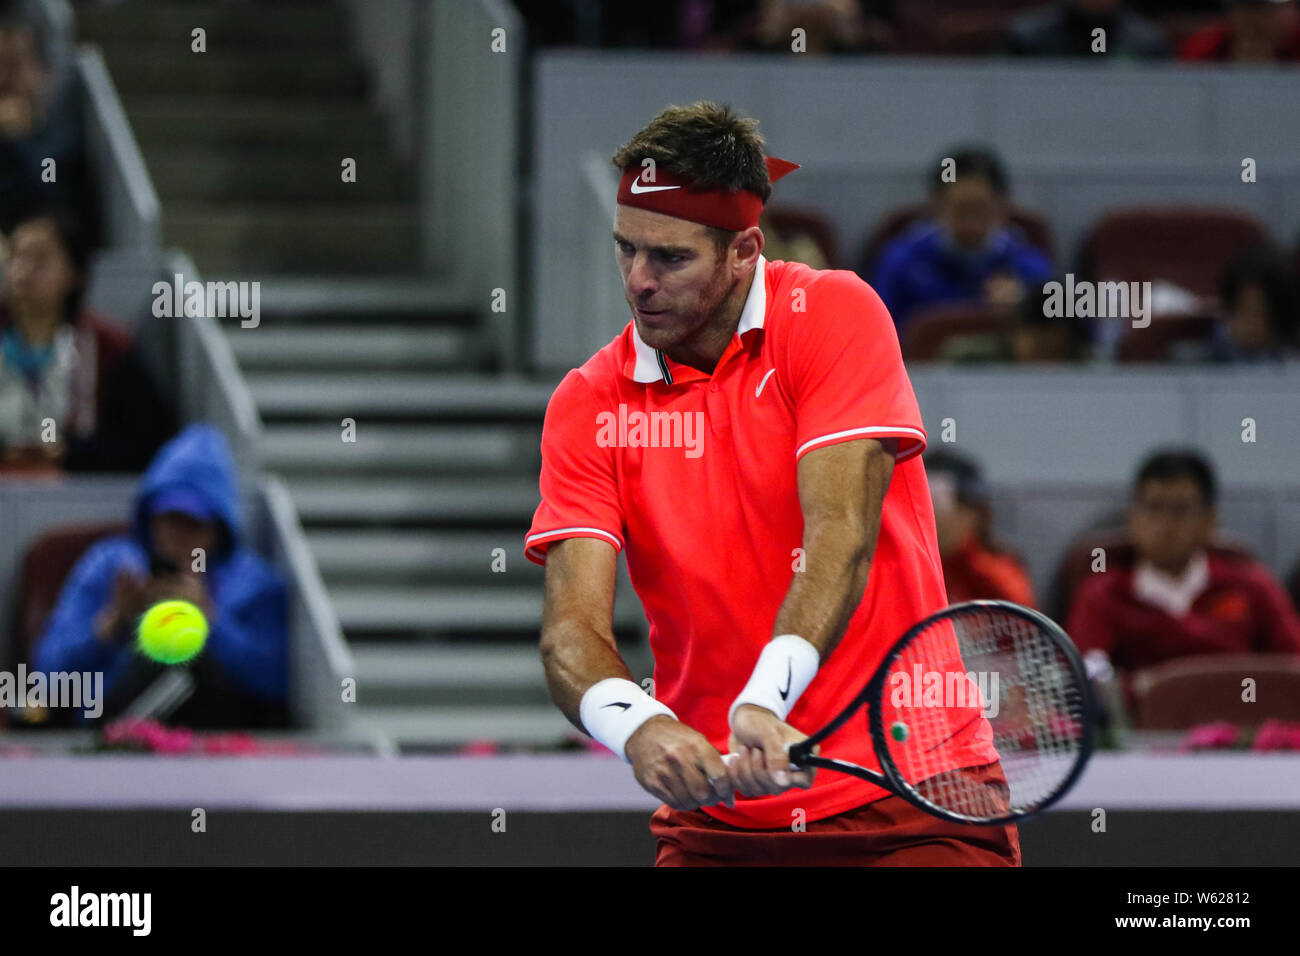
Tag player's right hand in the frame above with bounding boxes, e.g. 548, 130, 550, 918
625, 715, 736, 811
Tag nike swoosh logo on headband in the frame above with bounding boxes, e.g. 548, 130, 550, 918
629, 179, 681, 194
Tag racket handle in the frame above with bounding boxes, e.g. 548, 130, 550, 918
720, 747, 807, 770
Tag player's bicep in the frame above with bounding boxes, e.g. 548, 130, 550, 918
540, 536, 619, 649
796, 437, 897, 546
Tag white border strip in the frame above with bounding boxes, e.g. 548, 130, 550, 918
796, 426, 927, 461
525, 526, 623, 562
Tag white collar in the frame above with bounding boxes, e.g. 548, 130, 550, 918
1134, 551, 1210, 618
630, 255, 767, 384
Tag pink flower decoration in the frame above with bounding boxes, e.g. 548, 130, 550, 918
1251, 720, 1300, 752
1180, 721, 1241, 751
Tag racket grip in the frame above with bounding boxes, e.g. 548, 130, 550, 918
720, 746, 807, 770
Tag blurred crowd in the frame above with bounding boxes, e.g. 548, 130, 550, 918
0, 1, 286, 734
514, 0, 1300, 62
762, 143, 1300, 364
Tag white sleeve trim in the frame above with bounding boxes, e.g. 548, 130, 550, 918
796, 426, 927, 461
525, 527, 624, 562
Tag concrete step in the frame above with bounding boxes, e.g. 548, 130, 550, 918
286, 476, 540, 523
259, 423, 536, 474
250, 277, 476, 322
350, 644, 550, 708
248, 373, 557, 419
308, 529, 539, 580
165, 203, 421, 275
126, 97, 389, 149
331, 585, 642, 635
98, 47, 366, 97
147, 147, 412, 203
350, 705, 575, 748
226, 325, 479, 371
78, 3, 349, 47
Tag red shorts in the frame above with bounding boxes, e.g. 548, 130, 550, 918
651, 793, 1022, 867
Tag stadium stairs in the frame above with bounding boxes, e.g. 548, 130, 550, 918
78, 1, 647, 750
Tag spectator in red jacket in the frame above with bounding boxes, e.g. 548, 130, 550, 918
927, 449, 1038, 608
1068, 448, 1300, 678
1179, 0, 1300, 62
0, 207, 175, 472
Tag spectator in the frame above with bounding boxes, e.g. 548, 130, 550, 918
0, 207, 175, 473
1067, 449, 1300, 680
32, 423, 289, 729
927, 450, 1037, 607
1180, 0, 1300, 62
936, 281, 1095, 362
1204, 244, 1298, 361
0, 1, 90, 235
999, 0, 1171, 58
870, 146, 1053, 331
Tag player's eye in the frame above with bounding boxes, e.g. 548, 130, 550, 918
615, 240, 634, 256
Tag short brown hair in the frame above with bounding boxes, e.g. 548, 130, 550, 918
612, 101, 770, 256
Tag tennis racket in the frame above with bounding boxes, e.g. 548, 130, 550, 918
725, 600, 1094, 825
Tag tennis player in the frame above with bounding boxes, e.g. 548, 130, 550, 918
526, 102, 1020, 866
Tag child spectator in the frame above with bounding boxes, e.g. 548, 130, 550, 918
0, 208, 175, 472
870, 146, 1053, 332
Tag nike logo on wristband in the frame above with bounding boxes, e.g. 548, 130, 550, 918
778, 659, 792, 701
603, 701, 632, 711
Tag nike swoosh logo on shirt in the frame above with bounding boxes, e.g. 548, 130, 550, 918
778, 659, 792, 701
629, 179, 681, 194
755, 368, 776, 398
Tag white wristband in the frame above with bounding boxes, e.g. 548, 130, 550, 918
579, 677, 677, 762
728, 634, 820, 725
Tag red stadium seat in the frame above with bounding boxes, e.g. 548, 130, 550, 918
12, 521, 129, 663
1130, 654, 1300, 730
899, 302, 1016, 360
1116, 311, 1218, 362
762, 204, 840, 270
857, 203, 1055, 280
1080, 205, 1270, 298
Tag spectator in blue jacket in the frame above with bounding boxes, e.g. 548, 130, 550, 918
32, 423, 289, 727
870, 146, 1054, 333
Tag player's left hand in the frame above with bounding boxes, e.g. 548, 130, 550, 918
727, 704, 817, 797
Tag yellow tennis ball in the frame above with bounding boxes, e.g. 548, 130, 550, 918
137, 600, 208, 664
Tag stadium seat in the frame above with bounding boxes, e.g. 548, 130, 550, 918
1116, 311, 1218, 362
1129, 654, 1300, 730
1080, 206, 1270, 298
856, 203, 1055, 280
900, 302, 1017, 360
762, 204, 840, 270
11, 521, 129, 665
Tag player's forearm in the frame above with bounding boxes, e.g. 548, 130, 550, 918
540, 620, 635, 731
772, 522, 876, 661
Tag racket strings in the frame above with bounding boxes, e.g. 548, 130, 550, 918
881, 608, 1087, 821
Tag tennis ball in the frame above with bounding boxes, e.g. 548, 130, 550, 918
890, 721, 910, 742
137, 600, 208, 664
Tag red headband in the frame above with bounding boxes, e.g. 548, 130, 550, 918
616, 156, 800, 231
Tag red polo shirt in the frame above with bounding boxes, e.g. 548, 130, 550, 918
526, 256, 953, 828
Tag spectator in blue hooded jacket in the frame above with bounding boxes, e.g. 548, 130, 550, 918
32, 423, 288, 727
